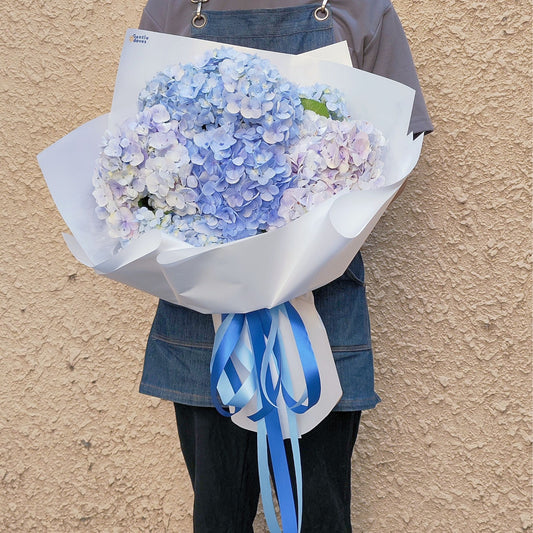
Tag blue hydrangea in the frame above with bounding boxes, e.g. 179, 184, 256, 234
93, 47, 387, 247
137, 47, 304, 243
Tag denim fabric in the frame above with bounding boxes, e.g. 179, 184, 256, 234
190, 5, 334, 54
140, 4, 381, 412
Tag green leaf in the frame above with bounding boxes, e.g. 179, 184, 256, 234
138, 196, 152, 210
300, 98, 330, 118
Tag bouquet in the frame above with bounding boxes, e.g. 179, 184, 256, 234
93, 47, 386, 249
38, 30, 423, 533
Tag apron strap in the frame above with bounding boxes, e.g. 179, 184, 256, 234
191, 0, 208, 29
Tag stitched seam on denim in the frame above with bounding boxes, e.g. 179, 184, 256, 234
150, 333, 213, 349
140, 383, 212, 402
140, 385, 379, 410
333, 399, 379, 411
196, 27, 333, 40
331, 344, 371, 352
203, 5, 326, 16
339, 394, 378, 401
151, 335, 370, 351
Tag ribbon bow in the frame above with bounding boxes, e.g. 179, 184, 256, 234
211, 301, 322, 533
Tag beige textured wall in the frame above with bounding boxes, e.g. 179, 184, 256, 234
1, 1, 531, 531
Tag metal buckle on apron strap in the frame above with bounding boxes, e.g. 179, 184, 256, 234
191, 0, 208, 28
314, 0, 330, 21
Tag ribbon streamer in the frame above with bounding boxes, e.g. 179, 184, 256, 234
210, 302, 321, 533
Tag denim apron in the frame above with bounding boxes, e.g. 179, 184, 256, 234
139, 2, 381, 412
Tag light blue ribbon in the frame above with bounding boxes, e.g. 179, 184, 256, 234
210, 302, 321, 533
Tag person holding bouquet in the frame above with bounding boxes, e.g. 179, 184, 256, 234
136, 1, 433, 531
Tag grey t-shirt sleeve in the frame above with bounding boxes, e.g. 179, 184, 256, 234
362, 4, 433, 135
139, 0, 168, 32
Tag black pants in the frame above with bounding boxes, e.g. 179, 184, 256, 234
173, 403, 361, 533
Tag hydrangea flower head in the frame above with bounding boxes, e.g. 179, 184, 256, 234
93, 48, 387, 247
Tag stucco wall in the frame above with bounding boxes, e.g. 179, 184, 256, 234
1, 1, 531, 532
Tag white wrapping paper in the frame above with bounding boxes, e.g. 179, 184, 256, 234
38, 30, 423, 434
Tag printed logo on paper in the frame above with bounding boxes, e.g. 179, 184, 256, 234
129, 33, 150, 44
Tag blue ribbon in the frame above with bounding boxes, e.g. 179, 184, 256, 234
210, 302, 321, 533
